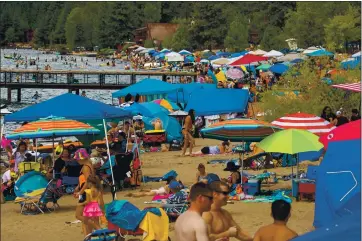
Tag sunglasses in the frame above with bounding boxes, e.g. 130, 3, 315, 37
202, 195, 213, 201
215, 190, 230, 196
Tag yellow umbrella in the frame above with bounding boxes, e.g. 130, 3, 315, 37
215, 71, 227, 82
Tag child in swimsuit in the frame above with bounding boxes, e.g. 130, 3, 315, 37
82, 176, 105, 235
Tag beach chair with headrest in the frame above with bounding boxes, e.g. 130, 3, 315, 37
18, 161, 41, 174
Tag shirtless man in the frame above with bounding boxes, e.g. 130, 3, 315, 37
203, 181, 252, 241
253, 200, 298, 241
175, 182, 213, 241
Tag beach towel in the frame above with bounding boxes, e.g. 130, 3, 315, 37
142, 170, 178, 183
105, 200, 161, 231
242, 191, 292, 203
207, 159, 238, 164
139, 208, 169, 241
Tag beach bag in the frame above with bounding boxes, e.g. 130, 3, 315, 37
169, 139, 182, 151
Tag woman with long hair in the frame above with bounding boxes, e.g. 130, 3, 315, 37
181, 109, 195, 156
13, 141, 28, 172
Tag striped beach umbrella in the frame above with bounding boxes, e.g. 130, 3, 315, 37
271, 112, 336, 136
331, 82, 361, 92
6, 116, 100, 140
200, 119, 282, 142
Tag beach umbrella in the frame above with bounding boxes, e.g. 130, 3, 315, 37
200, 119, 282, 142
6, 116, 100, 140
352, 51, 361, 58
160, 48, 170, 53
120, 103, 154, 117
277, 53, 305, 62
212, 58, 230, 65
250, 49, 267, 55
303, 47, 320, 55
178, 50, 191, 56
168, 110, 188, 117
256, 64, 271, 71
269, 63, 289, 75
271, 112, 336, 136
226, 68, 244, 80
153, 99, 180, 111
229, 54, 268, 66
307, 49, 334, 57
290, 58, 304, 64
263, 50, 284, 58
257, 129, 323, 155
331, 82, 361, 92
319, 119, 361, 150
208, 55, 220, 61
200, 59, 209, 64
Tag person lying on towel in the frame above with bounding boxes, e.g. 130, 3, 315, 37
125, 176, 179, 198
200, 141, 231, 155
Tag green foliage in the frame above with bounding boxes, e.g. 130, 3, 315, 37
224, 16, 249, 52
325, 5, 361, 52
161, 36, 173, 49
260, 60, 361, 122
171, 19, 190, 51
144, 39, 154, 48
143, 2, 161, 23
5, 27, 16, 42
260, 25, 286, 50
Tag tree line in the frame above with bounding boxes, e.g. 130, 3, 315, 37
0, 2, 360, 52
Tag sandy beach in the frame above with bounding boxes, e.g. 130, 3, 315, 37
1, 138, 315, 241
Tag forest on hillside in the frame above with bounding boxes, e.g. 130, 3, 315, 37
0, 2, 360, 52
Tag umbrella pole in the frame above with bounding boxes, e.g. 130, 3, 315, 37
240, 141, 245, 186
35, 138, 38, 163
103, 119, 116, 200
52, 137, 55, 179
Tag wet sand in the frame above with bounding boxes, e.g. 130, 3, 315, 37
1, 139, 315, 241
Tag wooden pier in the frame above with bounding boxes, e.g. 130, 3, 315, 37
0, 68, 197, 102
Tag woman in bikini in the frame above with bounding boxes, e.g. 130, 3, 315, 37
73, 149, 95, 235
195, 163, 208, 183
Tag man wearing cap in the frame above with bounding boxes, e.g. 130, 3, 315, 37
203, 181, 252, 241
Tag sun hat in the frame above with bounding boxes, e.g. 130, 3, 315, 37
223, 161, 241, 171
74, 148, 89, 161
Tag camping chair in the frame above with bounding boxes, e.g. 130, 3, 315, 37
14, 179, 62, 215
18, 161, 41, 175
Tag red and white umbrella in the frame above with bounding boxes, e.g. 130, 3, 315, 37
271, 112, 336, 136
331, 82, 361, 92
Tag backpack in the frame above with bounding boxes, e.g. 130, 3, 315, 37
169, 140, 182, 151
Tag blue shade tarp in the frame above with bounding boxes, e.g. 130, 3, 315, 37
4, 93, 131, 122
106, 200, 161, 231
167, 83, 217, 103
14, 171, 48, 197
185, 89, 249, 116
294, 213, 361, 241
269, 64, 289, 75
112, 79, 181, 98
307, 49, 334, 57
314, 139, 361, 228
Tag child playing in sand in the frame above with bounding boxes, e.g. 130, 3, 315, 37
253, 200, 298, 241
82, 176, 105, 235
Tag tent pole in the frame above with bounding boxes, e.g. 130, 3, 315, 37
103, 119, 116, 200
52, 137, 55, 179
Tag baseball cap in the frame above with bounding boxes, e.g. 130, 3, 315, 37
169, 180, 182, 189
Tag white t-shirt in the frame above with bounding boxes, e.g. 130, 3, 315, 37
2, 170, 11, 184
175, 210, 209, 241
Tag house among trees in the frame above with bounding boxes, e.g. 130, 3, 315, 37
134, 23, 179, 46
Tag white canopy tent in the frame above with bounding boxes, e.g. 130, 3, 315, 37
250, 49, 268, 56
165, 52, 184, 62
263, 50, 284, 58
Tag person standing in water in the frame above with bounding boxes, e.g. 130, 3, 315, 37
181, 109, 195, 156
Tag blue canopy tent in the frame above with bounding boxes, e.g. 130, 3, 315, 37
269, 64, 289, 75
5, 93, 130, 122
112, 79, 182, 101
167, 83, 217, 103
4, 93, 131, 200
139, 102, 169, 116
294, 213, 361, 241
185, 89, 249, 116
121, 103, 154, 117
155, 53, 165, 60
307, 49, 334, 57
314, 139, 361, 228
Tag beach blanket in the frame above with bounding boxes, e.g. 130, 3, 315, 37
142, 170, 178, 183
207, 159, 238, 164
105, 200, 161, 231
242, 191, 292, 203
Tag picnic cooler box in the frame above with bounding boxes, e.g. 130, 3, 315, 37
143, 130, 167, 144
243, 179, 261, 195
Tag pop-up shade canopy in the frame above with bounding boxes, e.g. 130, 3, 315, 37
4, 93, 131, 122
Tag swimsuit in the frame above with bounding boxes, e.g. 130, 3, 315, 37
78, 164, 94, 203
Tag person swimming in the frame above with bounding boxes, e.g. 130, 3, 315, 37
32, 91, 40, 100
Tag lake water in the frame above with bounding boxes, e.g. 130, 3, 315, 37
0, 49, 162, 134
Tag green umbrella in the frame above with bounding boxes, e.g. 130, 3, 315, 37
256, 64, 271, 71
256, 129, 323, 154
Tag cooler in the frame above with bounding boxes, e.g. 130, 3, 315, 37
243, 179, 260, 195
143, 130, 167, 144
